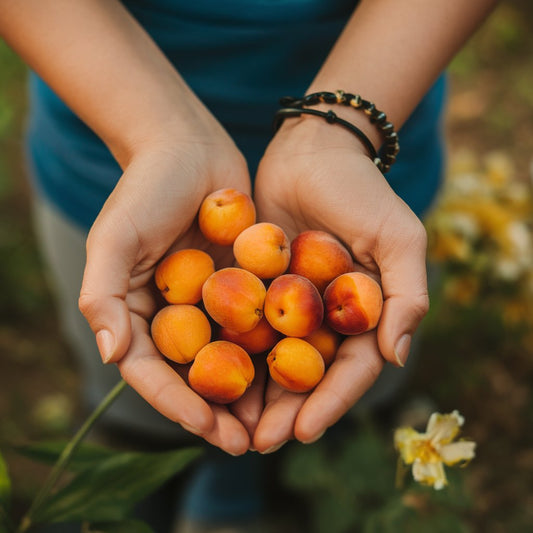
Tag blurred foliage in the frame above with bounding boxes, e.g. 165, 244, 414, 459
0, 40, 50, 322
282, 420, 473, 533
449, 5, 527, 78
425, 149, 533, 333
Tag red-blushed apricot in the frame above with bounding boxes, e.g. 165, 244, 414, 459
233, 222, 290, 279
155, 248, 215, 305
202, 267, 266, 333
323, 272, 383, 335
289, 230, 354, 294
264, 274, 323, 337
198, 188, 256, 246
266, 337, 325, 393
219, 317, 282, 355
188, 340, 255, 404
151, 304, 211, 364
303, 323, 344, 367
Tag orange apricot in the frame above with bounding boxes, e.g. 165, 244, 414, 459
264, 274, 323, 337
155, 248, 215, 305
219, 316, 282, 355
266, 337, 325, 393
188, 340, 255, 404
202, 267, 266, 333
233, 222, 290, 279
151, 304, 211, 364
289, 230, 354, 294
323, 272, 383, 335
303, 323, 344, 367
198, 188, 256, 246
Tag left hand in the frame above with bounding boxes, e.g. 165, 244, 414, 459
251, 114, 430, 451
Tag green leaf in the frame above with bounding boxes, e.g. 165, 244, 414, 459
14, 441, 116, 472
0, 451, 12, 533
84, 519, 154, 533
33, 447, 202, 525
0, 451, 11, 509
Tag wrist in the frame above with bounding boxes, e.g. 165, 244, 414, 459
274, 110, 370, 158
273, 90, 399, 173
109, 95, 236, 170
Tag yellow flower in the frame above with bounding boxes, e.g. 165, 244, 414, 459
394, 410, 476, 490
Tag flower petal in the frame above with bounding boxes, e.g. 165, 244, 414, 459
427, 410, 464, 445
394, 427, 424, 465
440, 440, 476, 466
412, 459, 447, 490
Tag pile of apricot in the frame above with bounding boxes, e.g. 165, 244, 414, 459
150, 189, 383, 404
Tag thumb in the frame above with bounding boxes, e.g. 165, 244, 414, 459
78, 216, 136, 364
376, 224, 430, 368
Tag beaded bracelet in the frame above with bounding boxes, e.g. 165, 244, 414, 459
273, 107, 379, 164
278, 90, 400, 173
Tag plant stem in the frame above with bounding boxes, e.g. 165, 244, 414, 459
17, 379, 128, 533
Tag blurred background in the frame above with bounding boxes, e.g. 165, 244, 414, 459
0, 2, 532, 532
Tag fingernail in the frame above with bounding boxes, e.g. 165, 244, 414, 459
260, 440, 288, 454
394, 334, 411, 367
96, 329, 115, 364
180, 422, 202, 435
302, 430, 325, 445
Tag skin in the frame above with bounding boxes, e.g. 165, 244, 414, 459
0, 0, 499, 454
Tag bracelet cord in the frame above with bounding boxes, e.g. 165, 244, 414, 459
275, 90, 400, 173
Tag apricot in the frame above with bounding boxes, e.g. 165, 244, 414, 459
155, 249, 215, 305
303, 323, 343, 367
151, 304, 211, 364
219, 317, 282, 355
289, 230, 354, 293
264, 274, 323, 337
188, 340, 255, 404
267, 337, 325, 393
202, 267, 266, 333
198, 188, 256, 246
323, 272, 383, 335
233, 222, 290, 279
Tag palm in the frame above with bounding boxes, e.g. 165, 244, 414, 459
81, 146, 258, 455
251, 140, 428, 450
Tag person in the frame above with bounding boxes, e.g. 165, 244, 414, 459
0, 0, 498, 531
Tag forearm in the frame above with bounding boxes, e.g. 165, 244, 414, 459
306, 0, 499, 148
0, 0, 214, 168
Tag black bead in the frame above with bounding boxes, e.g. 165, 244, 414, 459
363, 102, 376, 115
372, 111, 387, 124
323, 93, 337, 104
325, 110, 337, 123
385, 132, 399, 143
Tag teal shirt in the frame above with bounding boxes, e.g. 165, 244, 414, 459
26, 0, 446, 230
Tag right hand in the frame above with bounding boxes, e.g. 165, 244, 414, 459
78, 116, 260, 455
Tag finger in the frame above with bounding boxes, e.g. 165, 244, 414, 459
376, 220, 429, 367
293, 332, 384, 444
252, 381, 307, 453
117, 314, 250, 455
229, 356, 268, 442
79, 212, 140, 364
208, 404, 252, 455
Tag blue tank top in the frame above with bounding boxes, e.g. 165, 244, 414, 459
25, 0, 446, 230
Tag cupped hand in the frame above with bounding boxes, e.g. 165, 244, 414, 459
251, 116, 430, 451
78, 127, 258, 455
